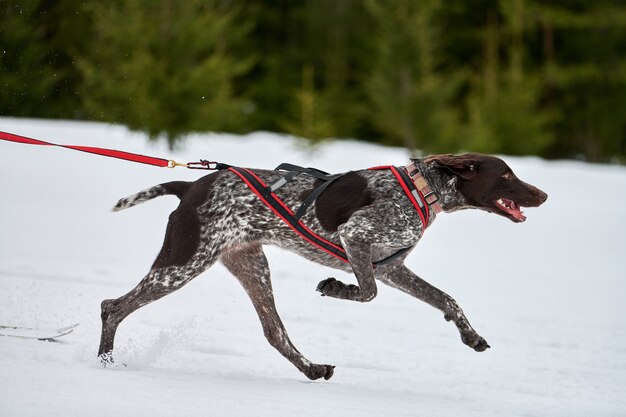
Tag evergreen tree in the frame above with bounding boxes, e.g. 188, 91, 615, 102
532, 0, 626, 161
244, 0, 373, 140
280, 66, 335, 141
299, 0, 374, 139
78, 0, 252, 147
464, 0, 553, 155
0, 0, 88, 118
364, 0, 462, 155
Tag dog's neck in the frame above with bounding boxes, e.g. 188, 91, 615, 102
411, 159, 470, 213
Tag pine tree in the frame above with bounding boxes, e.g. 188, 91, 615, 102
280, 66, 335, 141
0, 0, 88, 118
78, 0, 252, 147
364, 0, 462, 155
532, 0, 626, 161
247, 0, 373, 140
464, 0, 554, 155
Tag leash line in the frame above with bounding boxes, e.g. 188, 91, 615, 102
0, 130, 217, 170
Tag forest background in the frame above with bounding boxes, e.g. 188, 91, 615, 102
1, 0, 625, 162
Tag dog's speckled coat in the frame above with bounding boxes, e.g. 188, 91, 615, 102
99, 153, 547, 380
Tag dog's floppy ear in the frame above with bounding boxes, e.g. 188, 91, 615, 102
423, 154, 480, 180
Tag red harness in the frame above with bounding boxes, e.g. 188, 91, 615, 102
228, 164, 435, 267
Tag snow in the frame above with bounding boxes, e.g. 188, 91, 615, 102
1, 118, 625, 417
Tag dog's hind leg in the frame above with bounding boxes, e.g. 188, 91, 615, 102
221, 244, 335, 380
98, 205, 221, 362
97, 259, 216, 362
377, 264, 490, 352
98, 269, 180, 361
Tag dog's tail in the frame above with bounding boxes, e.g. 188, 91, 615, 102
112, 181, 191, 212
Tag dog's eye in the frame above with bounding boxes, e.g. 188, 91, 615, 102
502, 172, 513, 180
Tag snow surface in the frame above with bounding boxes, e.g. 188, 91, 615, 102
1, 118, 625, 417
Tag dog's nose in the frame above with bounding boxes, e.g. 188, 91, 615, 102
537, 189, 548, 204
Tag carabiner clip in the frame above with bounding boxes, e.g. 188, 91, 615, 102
187, 160, 218, 170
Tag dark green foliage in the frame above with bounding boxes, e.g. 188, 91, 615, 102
0, 0, 625, 161
0, 0, 89, 118
280, 66, 336, 142
462, 0, 554, 155
365, 0, 463, 155
76, 0, 252, 147
536, 0, 626, 161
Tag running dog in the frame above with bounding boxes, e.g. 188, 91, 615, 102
98, 153, 547, 380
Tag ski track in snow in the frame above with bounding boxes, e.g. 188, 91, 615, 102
1, 117, 625, 417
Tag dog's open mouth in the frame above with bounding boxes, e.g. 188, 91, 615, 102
495, 198, 526, 222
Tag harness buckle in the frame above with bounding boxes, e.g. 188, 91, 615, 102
423, 190, 439, 204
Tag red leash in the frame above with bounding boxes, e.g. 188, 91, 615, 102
0, 130, 216, 169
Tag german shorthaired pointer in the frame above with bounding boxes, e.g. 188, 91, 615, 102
98, 153, 547, 380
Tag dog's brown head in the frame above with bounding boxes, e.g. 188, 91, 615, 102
423, 153, 548, 223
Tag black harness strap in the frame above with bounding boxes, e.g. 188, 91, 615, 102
271, 163, 344, 220
275, 163, 332, 180
294, 173, 342, 220
372, 246, 413, 267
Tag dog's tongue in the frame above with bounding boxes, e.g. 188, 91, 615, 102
509, 200, 526, 222
512, 210, 526, 222
498, 198, 526, 222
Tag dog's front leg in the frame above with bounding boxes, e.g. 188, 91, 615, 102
317, 203, 415, 303
316, 236, 377, 302
377, 264, 490, 352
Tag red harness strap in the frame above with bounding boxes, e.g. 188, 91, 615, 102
368, 165, 430, 228
228, 166, 350, 264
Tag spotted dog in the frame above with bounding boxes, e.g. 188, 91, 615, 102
98, 153, 547, 380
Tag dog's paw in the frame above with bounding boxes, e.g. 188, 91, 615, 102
98, 352, 128, 369
461, 332, 491, 352
316, 277, 344, 297
99, 352, 114, 367
316, 277, 336, 294
317, 278, 362, 300
304, 364, 335, 381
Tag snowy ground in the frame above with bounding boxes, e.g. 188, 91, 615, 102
1, 118, 625, 417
